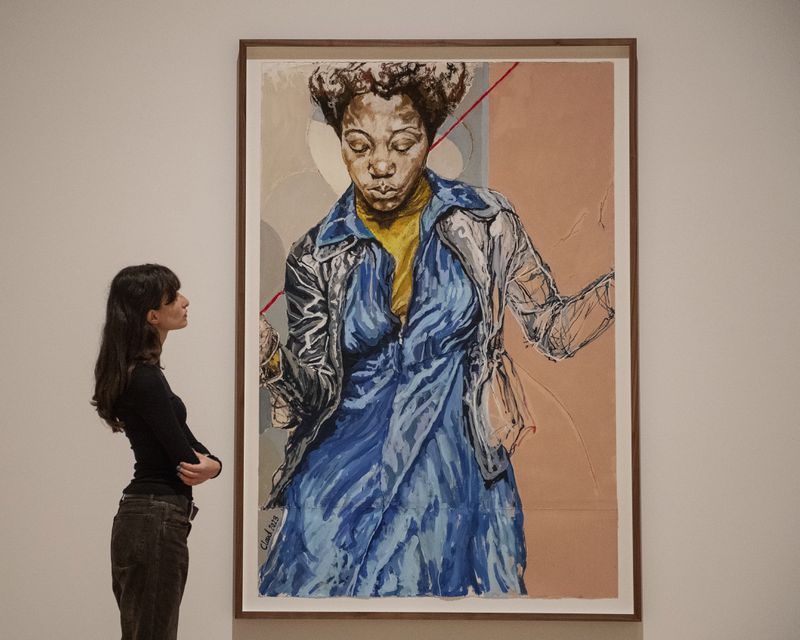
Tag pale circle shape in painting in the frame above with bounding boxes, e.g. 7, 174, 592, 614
307, 119, 351, 196
427, 137, 465, 181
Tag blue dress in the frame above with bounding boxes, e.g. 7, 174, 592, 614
259, 187, 526, 597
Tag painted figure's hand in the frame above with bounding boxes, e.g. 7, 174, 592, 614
178, 452, 221, 486
601, 271, 615, 315
260, 314, 279, 360
259, 315, 281, 384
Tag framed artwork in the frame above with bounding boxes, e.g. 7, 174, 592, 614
235, 39, 639, 619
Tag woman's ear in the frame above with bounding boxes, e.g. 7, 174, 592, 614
146, 309, 159, 326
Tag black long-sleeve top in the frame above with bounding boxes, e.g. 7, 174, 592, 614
114, 363, 219, 498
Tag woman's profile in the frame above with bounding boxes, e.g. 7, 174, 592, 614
258, 62, 614, 598
93, 264, 221, 639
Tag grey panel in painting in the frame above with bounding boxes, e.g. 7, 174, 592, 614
438, 63, 489, 187
260, 221, 286, 307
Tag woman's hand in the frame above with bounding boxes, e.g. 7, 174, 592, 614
178, 452, 221, 486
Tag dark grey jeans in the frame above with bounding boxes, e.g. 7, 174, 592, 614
111, 494, 193, 640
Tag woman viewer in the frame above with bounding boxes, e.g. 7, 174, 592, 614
94, 264, 221, 638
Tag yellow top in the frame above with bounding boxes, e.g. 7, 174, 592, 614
356, 177, 432, 321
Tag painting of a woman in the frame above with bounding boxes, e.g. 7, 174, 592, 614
257, 62, 614, 598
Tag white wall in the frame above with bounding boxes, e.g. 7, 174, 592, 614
1, 1, 798, 639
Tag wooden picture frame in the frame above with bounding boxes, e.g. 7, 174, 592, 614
235, 39, 639, 619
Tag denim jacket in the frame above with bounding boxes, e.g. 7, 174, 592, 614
261, 172, 614, 507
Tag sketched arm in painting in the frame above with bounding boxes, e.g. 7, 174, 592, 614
438, 192, 614, 460
506, 212, 615, 361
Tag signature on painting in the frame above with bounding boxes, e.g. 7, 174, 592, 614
259, 514, 281, 552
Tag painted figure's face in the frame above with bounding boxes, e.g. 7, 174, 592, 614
340, 93, 429, 213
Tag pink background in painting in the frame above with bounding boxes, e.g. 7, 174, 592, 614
488, 62, 617, 597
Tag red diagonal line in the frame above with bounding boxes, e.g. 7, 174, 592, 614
429, 62, 520, 151
260, 290, 284, 315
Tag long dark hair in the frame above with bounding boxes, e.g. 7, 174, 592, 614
92, 264, 181, 431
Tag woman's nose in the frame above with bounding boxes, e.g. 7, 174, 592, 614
369, 152, 394, 177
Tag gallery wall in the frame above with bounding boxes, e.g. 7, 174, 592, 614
1, 1, 798, 639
